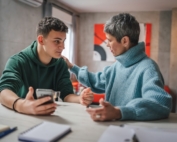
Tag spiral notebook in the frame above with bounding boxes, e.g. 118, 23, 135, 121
18, 121, 71, 142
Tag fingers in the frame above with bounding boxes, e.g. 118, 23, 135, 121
86, 103, 120, 121
22, 98, 57, 115
35, 103, 57, 112
61, 56, 69, 64
61, 56, 73, 68
25, 87, 34, 100
34, 103, 57, 115
81, 101, 89, 106
84, 87, 91, 93
83, 93, 93, 100
30, 100, 57, 115
61, 55, 67, 61
80, 97, 93, 106
35, 97, 53, 107
83, 94, 93, 100
82, 88, 93, 99
80, 98, 92, 106
99, 98, 109, 107
34, 108, 56, 115
86, 108, 105, 121
92, 114, 106, 121
86, 107, 103, 114
80, 88, 94, 106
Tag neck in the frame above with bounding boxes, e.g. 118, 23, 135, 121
37, 43, 52, 65
129, 42, 137, 49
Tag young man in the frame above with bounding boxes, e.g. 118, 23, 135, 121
0, 17, 93, 115
63, 13, 172, 121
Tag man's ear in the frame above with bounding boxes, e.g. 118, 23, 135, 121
121, 36, 131, 50
37, 35, 44, 45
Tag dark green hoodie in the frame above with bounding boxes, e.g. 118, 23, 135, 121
0, 41, 74, 100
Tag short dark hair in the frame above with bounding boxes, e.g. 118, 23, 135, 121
37, 17, 68, 37
104, 13, 140, 45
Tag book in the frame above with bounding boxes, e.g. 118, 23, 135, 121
18, 121, 71, 142
0, 124, 10, 133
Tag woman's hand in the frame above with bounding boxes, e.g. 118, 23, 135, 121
86, 98, 122, 121
62, 56, 74, 69
79, 88, 93, 106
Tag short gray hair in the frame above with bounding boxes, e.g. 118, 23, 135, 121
104, 13, 140, 45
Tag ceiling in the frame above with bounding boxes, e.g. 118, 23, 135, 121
57, 0, 177, 13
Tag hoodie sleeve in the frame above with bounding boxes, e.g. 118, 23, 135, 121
0, 55, 23, 94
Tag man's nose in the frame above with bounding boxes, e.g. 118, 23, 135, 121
59, 43, 65, 49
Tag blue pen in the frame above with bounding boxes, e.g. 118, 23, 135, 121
0, 127, 17, 138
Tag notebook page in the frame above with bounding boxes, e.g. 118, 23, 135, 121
18, 121, 71, 142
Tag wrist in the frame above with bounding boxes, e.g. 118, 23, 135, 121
114, 107, 122, 120
14, 98, 24, 113
78, 95, 82, 104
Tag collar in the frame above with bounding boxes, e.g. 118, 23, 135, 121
115, 42, 147, 67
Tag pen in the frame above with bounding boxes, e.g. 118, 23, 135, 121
0, 127, 17, 138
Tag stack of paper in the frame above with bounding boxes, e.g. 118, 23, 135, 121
98, 125, 177, 142
134, 126, 177, 142
98, 125, 135, 142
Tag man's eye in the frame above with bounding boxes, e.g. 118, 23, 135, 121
54, 40, 60, 44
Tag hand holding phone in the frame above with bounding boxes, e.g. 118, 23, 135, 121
36, 89, 60, 105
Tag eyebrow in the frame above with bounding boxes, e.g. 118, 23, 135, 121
53, 38, 62, 40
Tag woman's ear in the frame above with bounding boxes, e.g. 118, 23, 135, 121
121, 36, 131, 50
37, 35, 44, 45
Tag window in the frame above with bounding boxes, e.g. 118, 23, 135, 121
62, 25, 71, 59
52, 7, 72, 59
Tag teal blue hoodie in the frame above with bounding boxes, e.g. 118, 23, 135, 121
0, 41, 73, 100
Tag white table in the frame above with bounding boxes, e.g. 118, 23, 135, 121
0, 102, 177, 142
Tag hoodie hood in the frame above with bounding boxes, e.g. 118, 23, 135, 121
21, 41, 62, 90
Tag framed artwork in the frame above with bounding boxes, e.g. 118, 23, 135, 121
93, 23, 151, 61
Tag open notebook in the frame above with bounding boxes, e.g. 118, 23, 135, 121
18, 121, 71, 142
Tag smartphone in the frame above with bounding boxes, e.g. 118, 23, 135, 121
88, 105, 102, 108
36, 89, 55, 105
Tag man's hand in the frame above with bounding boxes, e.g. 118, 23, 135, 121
62, 56, 74, 69
86, 98, 122, 121
16, 87, 57, 115
79, 88, 93, 106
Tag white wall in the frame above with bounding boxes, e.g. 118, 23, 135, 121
0, 0, 42, 74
